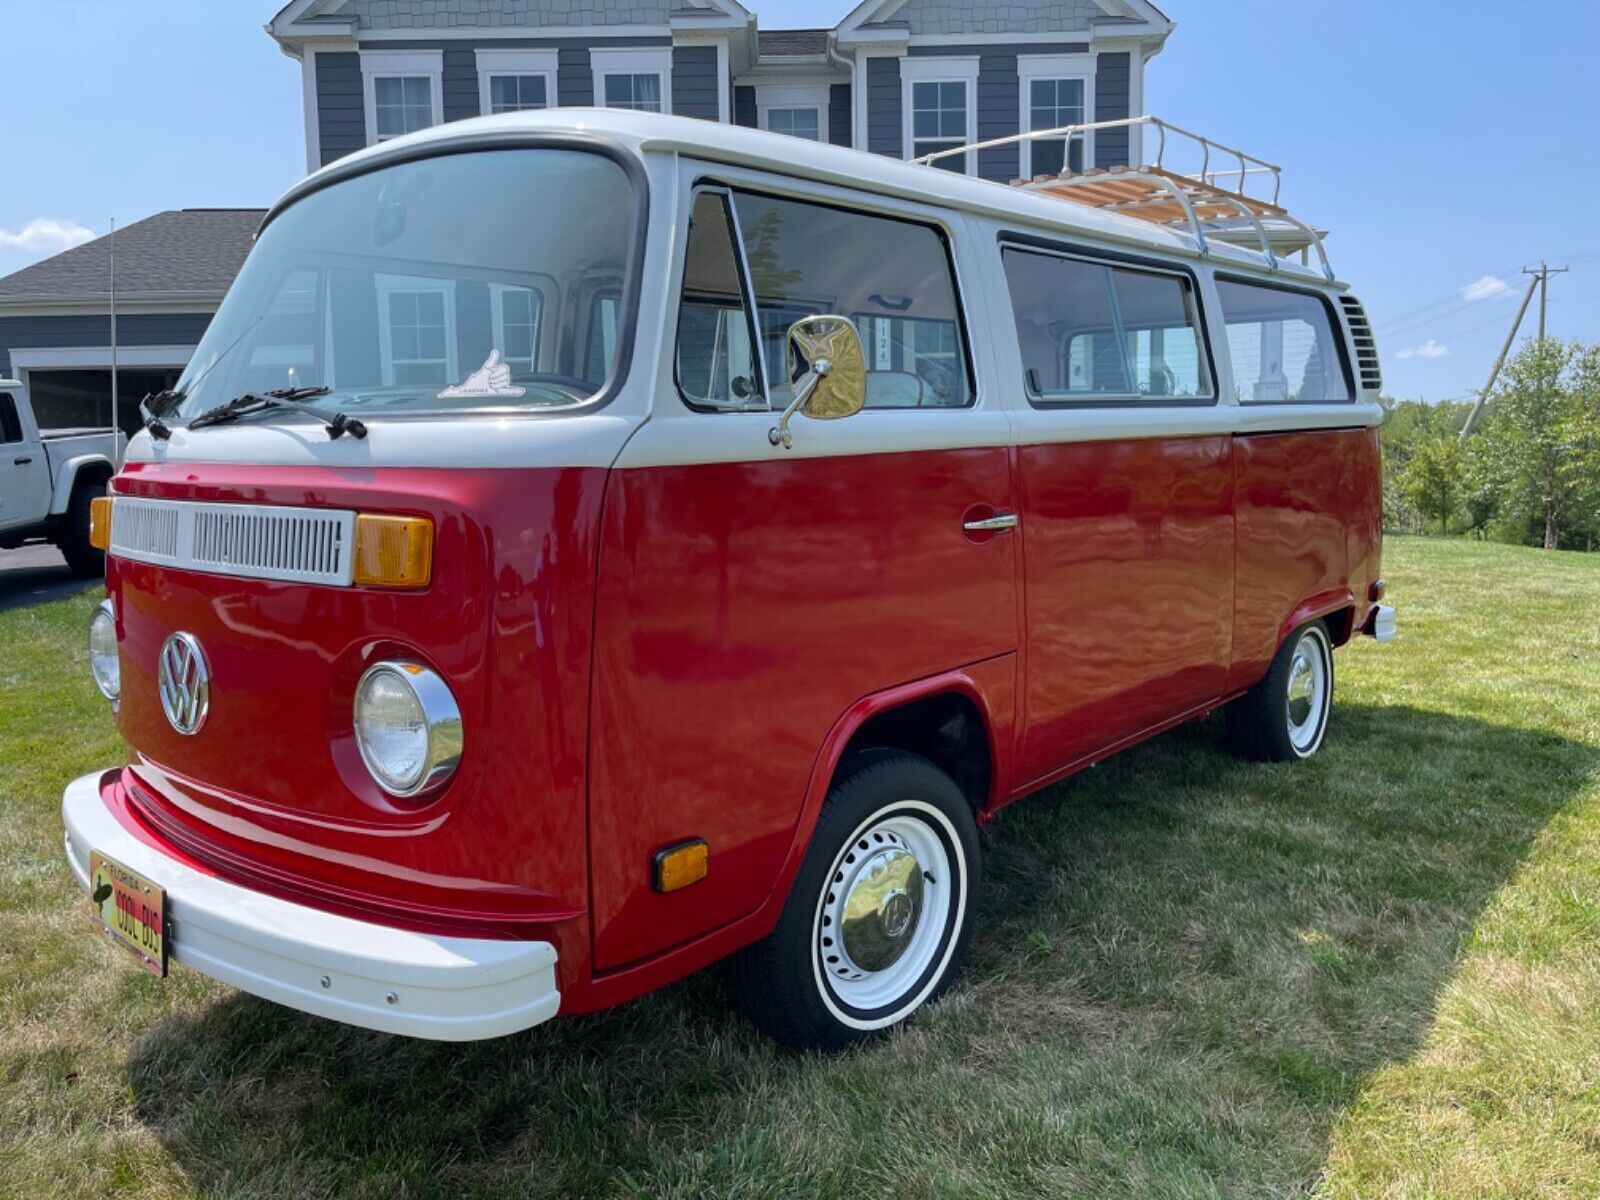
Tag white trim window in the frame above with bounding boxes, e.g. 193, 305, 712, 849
360, 51, 444, 145
901, 58, 979, 175
375, 276, 457, 389
475, 48, 559, 115
1017, 56, 1095, 179
765, 107, 821, 140
491, 284, 544, 378
591, 46, 672, 114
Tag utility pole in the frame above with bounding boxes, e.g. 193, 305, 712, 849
109, 217, 119, 468
1525, 260, 1568, 341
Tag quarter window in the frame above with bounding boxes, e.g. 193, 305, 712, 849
1001, 247, 1210, 404
373, 76, 434, 139
675, 192, 761, 410
488, 74, 548, 113
1215, 279, 1351, 403
602, 73, 664, 113
911, 81, 969, 171
0, 394, 21, 444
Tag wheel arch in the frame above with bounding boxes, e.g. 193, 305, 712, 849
49, 454, 114, 515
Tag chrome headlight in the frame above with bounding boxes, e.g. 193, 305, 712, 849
88, 598, 120, 701
353, 661, 462, 798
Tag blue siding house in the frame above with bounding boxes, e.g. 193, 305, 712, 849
269, 0, 1173, 182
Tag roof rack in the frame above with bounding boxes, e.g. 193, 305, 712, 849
915, 116, 1335, 282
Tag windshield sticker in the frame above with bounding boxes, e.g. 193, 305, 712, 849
438, 350, 527, 400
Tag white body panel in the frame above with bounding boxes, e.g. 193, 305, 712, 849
62, 771, 561, 1041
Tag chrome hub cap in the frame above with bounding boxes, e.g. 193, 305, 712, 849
1285, 630, 1329, 754
815, 810, 955, 1015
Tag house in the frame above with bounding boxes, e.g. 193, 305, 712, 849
0, 210, 264, 432
268, 0, 1172, 182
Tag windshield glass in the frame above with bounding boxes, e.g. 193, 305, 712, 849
167, 148, 636, 421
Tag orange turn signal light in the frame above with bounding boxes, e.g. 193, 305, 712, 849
352, 514, 433, 588
88, 497, 113, 550
653, 838, 709, 893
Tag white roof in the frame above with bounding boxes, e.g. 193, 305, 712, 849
270, 109, 1340, 288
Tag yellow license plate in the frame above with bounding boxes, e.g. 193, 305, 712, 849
89, 851, 167, 977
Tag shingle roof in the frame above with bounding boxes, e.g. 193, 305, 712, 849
0, 209, 265, 300
757, 28, 829, 56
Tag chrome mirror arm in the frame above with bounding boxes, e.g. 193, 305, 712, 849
768, 357, 833, 450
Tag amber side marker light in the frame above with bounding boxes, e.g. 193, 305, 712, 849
89, 497, 113, 550
353, 514, 433, 588
653, 838, 709, 893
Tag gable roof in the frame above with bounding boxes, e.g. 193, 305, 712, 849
0, 209, 264, 303
835, 0, 1172, 41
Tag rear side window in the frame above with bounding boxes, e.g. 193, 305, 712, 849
1215, 278, 1352, 404
1001, 247, 1210, 404
0, 394, 20, 443
674, 186, 975, 411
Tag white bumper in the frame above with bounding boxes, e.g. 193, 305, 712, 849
1365, 603, 1397, 643
62, 771, 561, 1041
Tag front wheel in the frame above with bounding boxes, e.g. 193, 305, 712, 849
725, 752, 980, 1051
1226, 620, 1334, 762
57, 479, 107, 579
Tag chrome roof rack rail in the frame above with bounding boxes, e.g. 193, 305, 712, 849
915, 115, 1335, 283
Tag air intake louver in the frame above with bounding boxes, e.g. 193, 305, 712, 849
1339, 295, 1382, 393
108, 498, 355, 586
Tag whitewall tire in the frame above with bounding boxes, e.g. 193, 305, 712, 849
1226, 620, 1335, 762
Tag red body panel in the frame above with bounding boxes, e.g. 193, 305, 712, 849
1229, 427, 1382, 686
108, 462, 605, 989
586, 447, 1018, 969
1014, 434, 1235, 788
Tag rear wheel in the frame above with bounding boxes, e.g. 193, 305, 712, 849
1226, 621, 1334, 762
57, 479, 107, 579
725, 752, 980, 1051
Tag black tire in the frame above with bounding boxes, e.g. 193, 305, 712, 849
1225, 620, 1334, 762
724, 751, 981, 1051
57, 478, 107, 579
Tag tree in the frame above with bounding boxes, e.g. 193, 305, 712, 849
1476, 339, 1600, 550
1399, 435, 1462, 534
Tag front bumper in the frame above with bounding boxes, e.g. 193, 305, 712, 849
62, 771, 560, 1041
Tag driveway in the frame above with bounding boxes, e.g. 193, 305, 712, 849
0, 543, 97, 613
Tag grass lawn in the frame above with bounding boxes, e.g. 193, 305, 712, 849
3, 535, 1598, 1198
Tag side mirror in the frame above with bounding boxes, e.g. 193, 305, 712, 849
769, 315, 866, 449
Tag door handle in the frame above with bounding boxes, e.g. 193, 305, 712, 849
13, 456, 31, 465
963, 512, 1018, 533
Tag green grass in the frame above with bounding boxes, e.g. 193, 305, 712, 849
3, 536, 1598, 1198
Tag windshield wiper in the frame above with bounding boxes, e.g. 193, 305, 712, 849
140, 389, 184, 441
186, 386, 367, 439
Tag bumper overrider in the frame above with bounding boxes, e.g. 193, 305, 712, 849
61, 771, 561, 1041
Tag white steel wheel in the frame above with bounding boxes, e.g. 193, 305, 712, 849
723, 751, 980, 1050
1284, 625, 1332, 757
812, 804, 961, 1028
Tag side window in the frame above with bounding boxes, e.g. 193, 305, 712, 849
675, 191, 762, 410
0, 394, 21, 444
1001, 246, 1210, 404
1215, 278, 1352, 404
729, 191, 974, 409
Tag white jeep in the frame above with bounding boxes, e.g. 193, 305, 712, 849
0, 378, 125, 576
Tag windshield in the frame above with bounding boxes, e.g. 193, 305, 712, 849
167, 148, 637, 421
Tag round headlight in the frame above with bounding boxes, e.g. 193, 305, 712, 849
353, 661, 462, 798
88, 599, 120, 701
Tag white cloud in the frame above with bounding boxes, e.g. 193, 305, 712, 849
1397, 339, 1450, 360
1461, 274, 1514, 302
0, 218, 96, 255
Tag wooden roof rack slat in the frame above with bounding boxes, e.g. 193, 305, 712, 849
914, 115, 1335, 282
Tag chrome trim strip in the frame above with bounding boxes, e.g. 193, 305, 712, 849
963, 513, 1019, 532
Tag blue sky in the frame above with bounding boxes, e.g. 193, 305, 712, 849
2, 0, 1595, 403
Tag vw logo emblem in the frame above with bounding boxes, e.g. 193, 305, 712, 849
158, 632, 210, 736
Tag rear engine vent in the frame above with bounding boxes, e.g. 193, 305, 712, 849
1339, 295, 1382, 393
109, 498, 355, 586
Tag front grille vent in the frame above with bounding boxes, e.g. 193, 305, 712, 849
109, 498, 355, 586
1339, 295, 1383, 393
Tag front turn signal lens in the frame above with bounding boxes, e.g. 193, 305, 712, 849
89, 497, 113, 550
353, 514, 433, 588
653, 839, 709, 893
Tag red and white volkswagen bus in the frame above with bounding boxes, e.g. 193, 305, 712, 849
64, 110, 1393, 1049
